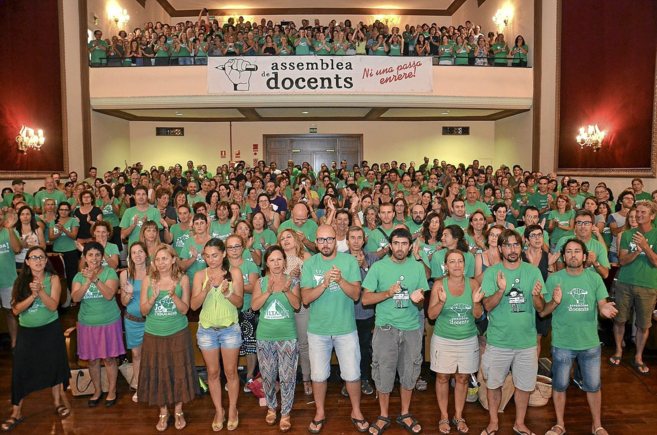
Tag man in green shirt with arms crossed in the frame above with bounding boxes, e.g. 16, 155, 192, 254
481, 229, 546, 435
301, 225, 367, 434
610, 200, 657, 375
540, 239, 617, 435
362, 228, 428, 435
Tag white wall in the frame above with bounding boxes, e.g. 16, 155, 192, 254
86, 0, 170, 36
494, 110, 532, 169
91, 111, 131, 173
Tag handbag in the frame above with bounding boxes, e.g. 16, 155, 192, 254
118, 361, 135, 388
69, 368, 108, 396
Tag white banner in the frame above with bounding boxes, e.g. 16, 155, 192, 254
207, 56, 433, 95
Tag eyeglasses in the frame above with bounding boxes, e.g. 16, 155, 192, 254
316, 237, 336, 244
226, 245, 242, 250
27, 255, 46, 261
528, 233, 543, 239
502, 243, 521, 248
575, 221, 592, 226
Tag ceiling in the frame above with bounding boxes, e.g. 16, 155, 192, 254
167, 0, 454, 10
95, 106, 527, 122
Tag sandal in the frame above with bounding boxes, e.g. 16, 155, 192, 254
212, 409, 225, 432
607, 355, 621, 366
512, 427, 536, 435
308, 418, 325, 434
631, 361, 650, 376
438, 418, 450, 434
369, 416, 391, 435
452, 417, 468, 433
396, 414, 422, 434
592, 427, 608, 435
479, 430, 497, 435
55, 405, 70, 418
156, 413, 170, 432
0, 417, 23, 432
266, 409, 277, 425
351, 417, 369, 433
174, 412, 187, 430
546, 425, 566, 435
280, 415, 292, 432
227, 412, 239, 431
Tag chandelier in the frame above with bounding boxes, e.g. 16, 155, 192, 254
16, 125, 45, 153
576, 125, 606, 151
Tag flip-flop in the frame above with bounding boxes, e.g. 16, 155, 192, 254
512, 427, 536, 435
55, 405, 70, 418
479, 430, 497, 435
631, 361, 650, 376
308, 419, 325, 434
607, 356, 621, 366
545, 424, 566, 435
351, 417, 369, 433
1, 417, 24, 432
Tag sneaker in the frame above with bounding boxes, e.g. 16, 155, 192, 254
244, 379, 253, 393
415, 377, 428, 391
361, 380, 374, 395
340, 384, 349, 397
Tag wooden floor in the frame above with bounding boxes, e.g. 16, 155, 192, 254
0, 331, 655, 434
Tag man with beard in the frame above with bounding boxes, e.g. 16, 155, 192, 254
362, 228, 428, 435
480, 229, 545, 435
553, 210, 610, 279
300, 225, 368, 434
444, 198, 469, 230
540, 239, 617, 435
264, 180, 288, 220
365, 203, 395, 258
407, 204, 426, 238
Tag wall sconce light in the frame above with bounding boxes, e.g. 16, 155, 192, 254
16, 126, 45, 153
576, 124, 606, 152
492, 6, 513, 29
109, 7, 130, 27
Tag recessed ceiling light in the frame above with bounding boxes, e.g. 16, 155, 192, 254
175, 112, 183, 116
301, 111, 309, 114
441, 111, 450, 115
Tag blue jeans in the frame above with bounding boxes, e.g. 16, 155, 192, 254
307, 330, 360, 382
551, 345, 601, 393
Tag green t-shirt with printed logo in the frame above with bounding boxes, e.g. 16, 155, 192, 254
96, 198, 120, 227
52, 218, 80, 253
74, 267, 120, 326
0, 229, 18, 288
365, 226, 393, 253
181, 237, 207, 281
144, 282, 188, 336
481, 262, 545, 349
545, 269, 607, 350
209, 220, 232, 241
362, 256, 429, 330
300, 252, 360, 336
256, 276, 297, 341
19, 274, 59, 327
119, 206, 163, 246
34, 189, 67, 211
170, 224, 191, 256
617, 227, 657, 288
433, 278, 478, 340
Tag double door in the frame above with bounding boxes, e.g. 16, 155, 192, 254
264, 135, 362, 172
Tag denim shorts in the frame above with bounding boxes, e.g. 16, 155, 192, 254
307, 330, 360, 382
551, 345, 601, 393
196, 323, 242, 351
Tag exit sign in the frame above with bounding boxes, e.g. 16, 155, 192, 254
309, 127, 317, 134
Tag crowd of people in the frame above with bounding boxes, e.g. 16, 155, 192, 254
1, 157, 655, 435
88, 12, 529, 67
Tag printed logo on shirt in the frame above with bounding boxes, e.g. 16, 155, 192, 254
264, 299, 290, 320
83, 283, 103, 300
507, 279, 526, 313
449, 303, 472, 325
153, 295, 177, 316
568, 287, 589, 312
0, 241, 9, 255
175, 233, 190, 249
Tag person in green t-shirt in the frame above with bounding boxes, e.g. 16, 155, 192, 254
71, 242, 122, 408
539, 239, 618, 435
120, 187, 162, 247
250, 246, 301, 431
277, 203, 317, 253
510, 35, 529, 67
547, 195, 575, 250
480, 229, 546, 435
362, 228, 428, 435
427, 249, 485, 435
88, 30, 108, 66
3, 246, 70, 428
49, 202, 80, 301
611, 201, 657, 375
300, 225, 367, 434
553, 210, 610, 279
0, 210, 20, 349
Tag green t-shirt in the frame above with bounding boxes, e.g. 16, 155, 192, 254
300, 252, 360, 336
362, 256, 429, 330
547, 209, 575, 246
170, 224, 191, 256
19, 274, 58, 327
239, 260, 261, 312
209, 220, 232, 241
253, 228, 277, 253
512, 44, 528, 63
101, 242, 119, 268
444, 216, 469, 230
181, 237, 207, 281
187, 193, 205, 206
617, 227, 657, 288
365, 225, 393, 253
430, 249, 475, 279
144, 282, 188, 336
277, 219, 318, 243
52, 218, 80, 252
545, 269, 608, 350
492, 42, 509, 64
3, 192, 35, 208
96, 198, 120, 227
529, 192, 552, 218
119, 206, 163, 246
554, 236, 610, 270
34, 189, 67, 210
0, 229, 18, 288
256, 276, 297, 341
465, 201, 492, 218
74, 267, 120, 326
433, 278, 478, 340
481, 262, 545, 349
295, 38, 312, 55
406, 218, 423, 237
88, 39, 109, 64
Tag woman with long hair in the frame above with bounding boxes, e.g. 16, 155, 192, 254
547, 194, 575, 250
251, 246, 301, 432
0, 247, 70, 431
418, 212, 443, 263
278, 228, 312, 395
430, 225, 476, 280
190, 238, 244, 431
475, 225, 504, 281
14, 205, 45, 270
428, 249, 484, 434
139, 220, 163, 259
466, 210, 488, 254
139, 245, 198, 431
119, 242, 149, 402
71, 242, 123, 408
251, 211, 277, 256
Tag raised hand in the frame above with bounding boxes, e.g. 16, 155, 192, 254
532, 280, 543, 297
220, 279, 231, 296
410, 289, 424, 303
472, 286, 485, 304
496, 270, 506, 291
552, 284, 562, 304
437, 285, 447, 303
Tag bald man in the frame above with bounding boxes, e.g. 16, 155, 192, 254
277, 203, 317, 252
301, 224, 368, 433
